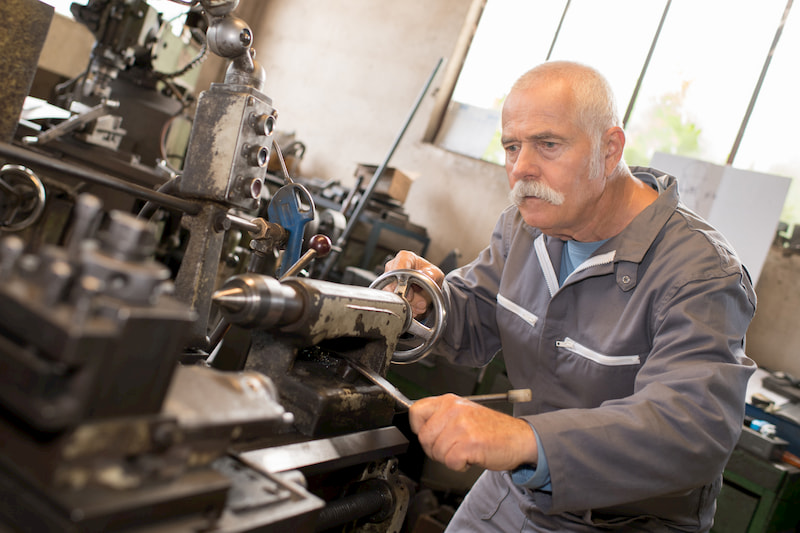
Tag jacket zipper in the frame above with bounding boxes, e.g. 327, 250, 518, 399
497, 293, 539, 327
555, 337, 641, 366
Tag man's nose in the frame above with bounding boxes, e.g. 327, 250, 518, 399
509, 146, 541, 181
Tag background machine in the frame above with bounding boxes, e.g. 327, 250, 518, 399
0, 0, 448, 531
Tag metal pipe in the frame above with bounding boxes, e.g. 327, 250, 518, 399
623, 0, 671, 127
137, 176, 181, 219
0, 141, 201, 215
318, 58, 444, 280
545, 0, 571, 61
727, 0, 793, 165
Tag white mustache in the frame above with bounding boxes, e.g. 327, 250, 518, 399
509, 180, 565, 206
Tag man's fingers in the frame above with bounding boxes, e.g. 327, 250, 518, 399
384, 251, 445, 287
384, 250, 420, 272
408, 395, 539, 472
411, 396, 476, 472
419, 265, 445, 287
381, 251, 443, 318
408, 395, 444, 434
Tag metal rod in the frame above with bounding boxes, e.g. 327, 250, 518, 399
225, 212, 261, 234
623, 0, 671, 127
0, 141, 201, 215
727, 0, 793, 165
546, 0, 571, 61
318, 58, 444, 280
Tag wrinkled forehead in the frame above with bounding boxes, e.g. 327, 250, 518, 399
502, 80, 580, 129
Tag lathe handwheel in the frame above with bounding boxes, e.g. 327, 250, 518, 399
370, 269, 447, 364
0, 165, 46, 232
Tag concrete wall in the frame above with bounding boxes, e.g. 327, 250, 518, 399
744, 246, 800, 379
235, 0, 511, 266
38, 12, 95, 78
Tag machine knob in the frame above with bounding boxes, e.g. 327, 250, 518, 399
279, 234, 331, 280
251, 113, 276, 137
308, 234, 332, 257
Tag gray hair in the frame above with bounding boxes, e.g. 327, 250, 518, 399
512, 61, 621, 135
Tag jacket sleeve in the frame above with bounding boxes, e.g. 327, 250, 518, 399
435, 208, 517, 368
525, 268, 756, 514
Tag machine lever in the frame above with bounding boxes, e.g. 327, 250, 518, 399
22, 99, 119, 145
348, 359, 414, 410
279, 234, 331, 280
347, 359, 531, 411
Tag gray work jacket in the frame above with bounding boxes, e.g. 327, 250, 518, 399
438, 167, 757, 531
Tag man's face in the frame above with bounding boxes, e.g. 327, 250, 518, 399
501, 80, 606, 240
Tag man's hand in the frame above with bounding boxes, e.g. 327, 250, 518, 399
409, 394, 539, 472
384, 251, 444, 317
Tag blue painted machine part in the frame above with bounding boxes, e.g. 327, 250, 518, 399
268, 183, 315, 277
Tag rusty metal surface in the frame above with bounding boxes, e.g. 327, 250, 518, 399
174, 203, 229, 351
179, 83, 276, 210
0, 0, 54, 142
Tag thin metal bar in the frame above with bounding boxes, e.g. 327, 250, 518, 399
546, 0, 571, 61
225, 212, 260, 234
727, 0, 793, 165
0, 141, 201, 214
623, 0, 672, 127
318, 58, 444, 280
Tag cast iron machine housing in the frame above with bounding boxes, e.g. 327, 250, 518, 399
212, 271, 442, 436
0, 1, 449, 530
0, 197, 319, 532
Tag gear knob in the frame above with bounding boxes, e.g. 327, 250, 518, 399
279, 234, 331, 279
308, 234, 332, 257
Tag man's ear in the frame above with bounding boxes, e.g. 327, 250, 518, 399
603, 126, 626, 176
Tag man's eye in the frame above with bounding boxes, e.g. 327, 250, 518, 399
504, 145, 519, 153
541, 141, 558, 150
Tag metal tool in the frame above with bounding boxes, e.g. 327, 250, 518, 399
347, 358, 532, 411
268, 183, 316, 277
22, 100, 120, 146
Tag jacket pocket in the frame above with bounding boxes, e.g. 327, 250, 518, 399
479, 483, 511, 520
555, 337, 640, 366
497, 293, 539, 327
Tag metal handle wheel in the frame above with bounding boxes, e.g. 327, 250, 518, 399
370, 268, 447, 364
0, 165, 46, 232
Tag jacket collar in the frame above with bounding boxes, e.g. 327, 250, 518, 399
607, 166, 680, 265
531, 166, 681, 291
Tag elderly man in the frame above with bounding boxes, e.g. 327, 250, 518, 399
386, 61, 756, 532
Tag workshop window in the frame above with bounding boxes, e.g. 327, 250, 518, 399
43, 0, 188, 23
431, 0, 800, 225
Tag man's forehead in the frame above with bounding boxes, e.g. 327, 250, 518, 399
504, 82, 576, 118
502, 93, 578, 137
